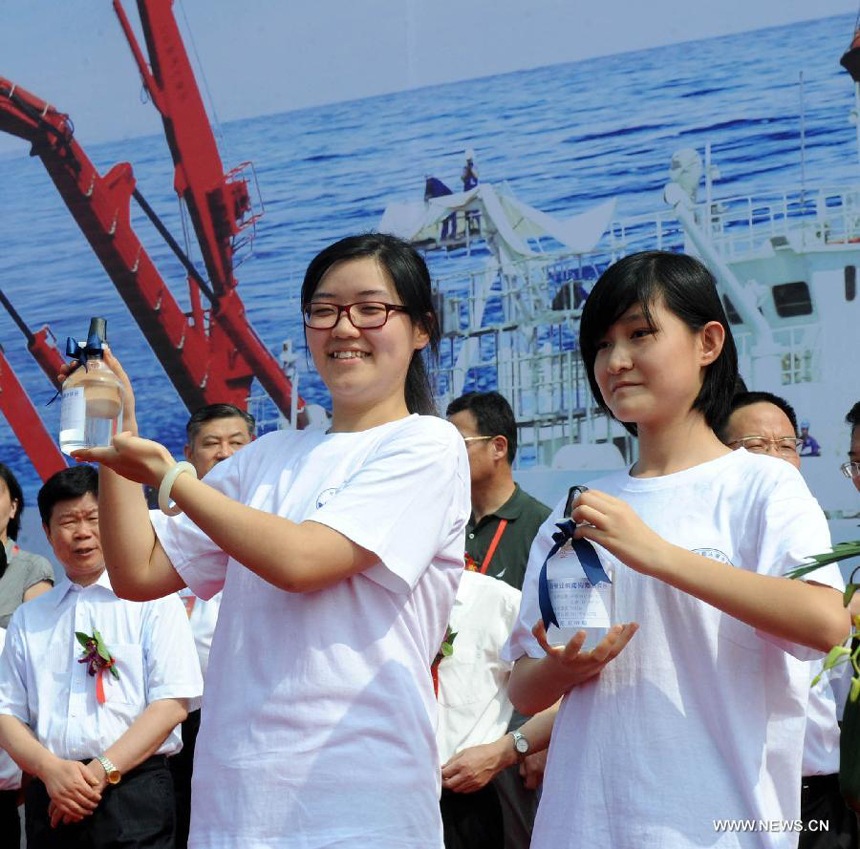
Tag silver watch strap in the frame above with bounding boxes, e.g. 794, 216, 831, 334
96, 754, 118, 775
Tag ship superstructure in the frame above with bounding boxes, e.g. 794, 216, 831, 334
380, 149, 860, 518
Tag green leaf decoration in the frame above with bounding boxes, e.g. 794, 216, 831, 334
846, 585, 859, 607
93, 630, 112, 662
851, 676, 860, 704
440, 643, 453, 657
75, 632, 92, 648
109, 665, 120, 680
786, 541, 860, 580
824, 645, 852, 671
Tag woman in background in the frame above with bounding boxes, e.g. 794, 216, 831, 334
0, 463, 53, 628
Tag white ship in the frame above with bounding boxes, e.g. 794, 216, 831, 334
375, 143, 859, 526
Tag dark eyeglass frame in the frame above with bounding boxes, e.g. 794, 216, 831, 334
302, 301, 409, 330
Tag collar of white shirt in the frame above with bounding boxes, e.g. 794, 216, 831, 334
51, 567, 113, 606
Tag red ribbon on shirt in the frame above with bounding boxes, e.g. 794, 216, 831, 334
181, 595, 197, 618
95, 659, 116, 705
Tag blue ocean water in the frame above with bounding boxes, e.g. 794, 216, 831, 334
1, 12, 858, 506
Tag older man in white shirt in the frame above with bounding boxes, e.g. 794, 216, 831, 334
0, 465, 202, 849
437, 569, 558, 849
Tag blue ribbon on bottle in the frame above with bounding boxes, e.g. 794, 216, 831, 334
538, 498, 611, 629
46, 338, 91, 406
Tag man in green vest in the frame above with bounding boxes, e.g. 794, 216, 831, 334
446, 392, 551, 591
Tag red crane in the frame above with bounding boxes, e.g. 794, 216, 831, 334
0, 0, 303, 424
0, 349, 66, 482
0, 291, 65, 391
0, 292, 67, 481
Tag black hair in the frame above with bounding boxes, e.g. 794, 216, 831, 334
847, 402, 860, 435
719, 390, 798, 441
186, 404, 256, 444
38, 465, 98, 526
301, 233, 440, 416
0, 463, 24, 542
579, 250, 738, 436
446, 391, 517, 463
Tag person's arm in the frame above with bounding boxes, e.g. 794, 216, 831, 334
441, 703, 560, 793
99, 464, 186, 601
74, 350, 379, 594
83, 698, 187, 791
23, 581, 52, 602
84, 436, 378, 594
0, 715, 101, 822
79, 419, 466, 596
571, 489, 849, 653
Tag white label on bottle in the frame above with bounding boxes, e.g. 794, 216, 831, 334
548, 567, 612, 629
60, 387, 85, 432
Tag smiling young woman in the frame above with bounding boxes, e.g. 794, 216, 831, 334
73, 233, 470, 849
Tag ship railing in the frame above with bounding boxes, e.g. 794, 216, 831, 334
431, 251, 615, 335
605, 211, 687, 257
685, 185, 860, 258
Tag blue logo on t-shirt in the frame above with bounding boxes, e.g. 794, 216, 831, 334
315, 486, 343, 508
692, 547, 733, 565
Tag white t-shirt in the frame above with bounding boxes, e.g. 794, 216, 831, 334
152, 414, 471, 849
436, 570, 521, 764
503, 449, 843, 849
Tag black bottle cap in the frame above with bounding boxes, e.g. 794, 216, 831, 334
84, 317, 108, 354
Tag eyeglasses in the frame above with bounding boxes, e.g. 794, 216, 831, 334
842, 461, 860, 480
303, 302, 408, 330
462, 435, 495, 446
728, 435, 804, 458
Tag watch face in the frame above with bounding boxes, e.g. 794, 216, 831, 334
107, 769, 121, 785
515, 736, 529, 754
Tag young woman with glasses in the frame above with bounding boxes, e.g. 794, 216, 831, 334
504, 250, 850, 849
73, 233, 470, 848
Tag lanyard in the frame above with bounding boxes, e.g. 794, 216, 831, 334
479, 519, 508, 574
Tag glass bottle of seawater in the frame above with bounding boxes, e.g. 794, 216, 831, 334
545, 539, 615, 651
59, 318, 123, 455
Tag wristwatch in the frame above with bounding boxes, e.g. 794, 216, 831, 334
509, 730, 530, 759
96, 755, 121, 785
